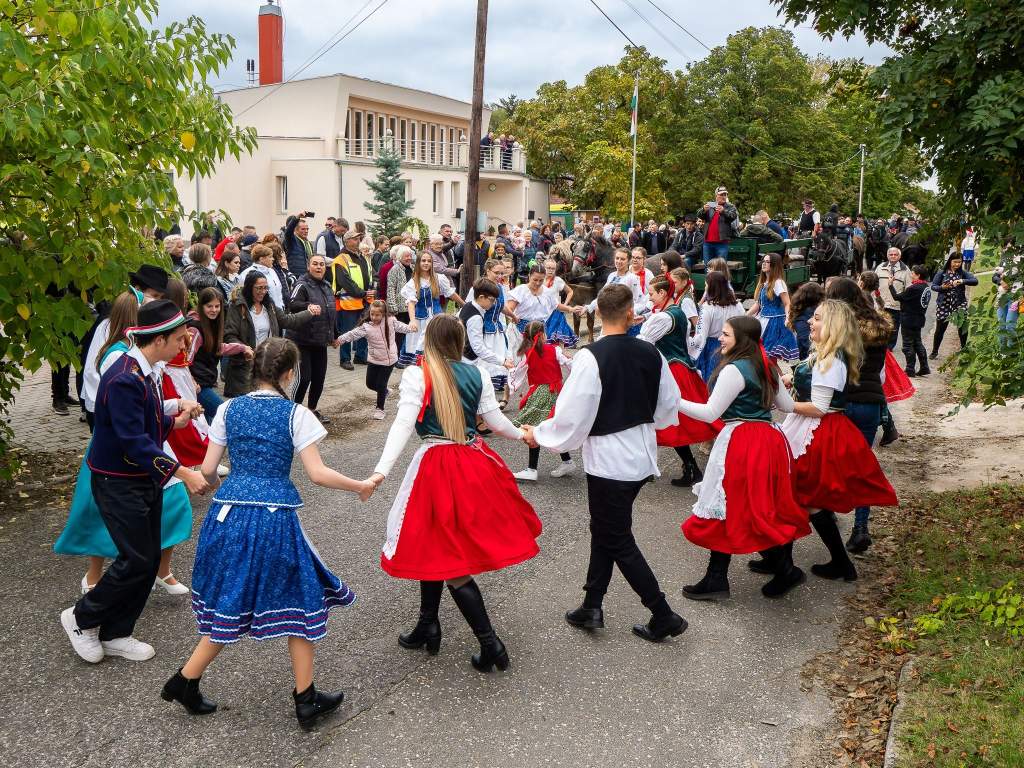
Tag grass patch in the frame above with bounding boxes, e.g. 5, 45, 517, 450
885, 484, 1024, 767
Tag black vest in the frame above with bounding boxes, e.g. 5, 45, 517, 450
798, 210, 817, 233
845, 343, 886, 404
588, 334, 661, 436
318, 229, 341, 261
459, 302, 482, 361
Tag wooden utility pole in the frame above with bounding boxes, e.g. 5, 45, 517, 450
460, 0, 488, 297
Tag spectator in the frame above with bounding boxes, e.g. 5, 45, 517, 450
428, 233, 460, 287
454, 231, 494, 277
214, 248, 242, 302
283, 211, 314, 275
698, 186, 738, 261
332, 231, 373, 370
386, 245, 415, 367
222, 271, 318, 397
875, 246, 911, 349
238, 233, 257, 270
740, 210, 784, 245
181, 244, 219, 293
641, 220, 662, 256
239, 243, 285, 311
189, 287, 251, 421
315, 217, 346, 265
767, 214, 787, 239
889, 264, 932, 375
272, 241, 297, 296
438, 223, 458, 264
213, 227, 242, 262
496, 223, 523, 280
164, 235, 185, 272
288, 254, 339, 423
796, 199, 820, 235
371, 235, 391, 277
670, 215, 704, 270
930, 251, 978, 359
627, 221, 643, 249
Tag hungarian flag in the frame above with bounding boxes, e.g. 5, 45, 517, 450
629, 83, 638, 137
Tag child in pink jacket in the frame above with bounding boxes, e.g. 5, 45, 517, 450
337, 300, 414, 419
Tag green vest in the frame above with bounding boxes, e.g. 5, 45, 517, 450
792, 357, 846, 411
719, 359, 772, 422
415, 362, 482, 440
654, 305, 696, 370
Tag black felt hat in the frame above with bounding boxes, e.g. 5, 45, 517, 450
127, 264, 169, 293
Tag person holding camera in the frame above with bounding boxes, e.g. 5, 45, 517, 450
699, 186, 738, 262
930, 251, 978, 359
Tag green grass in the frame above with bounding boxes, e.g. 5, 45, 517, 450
887, 485, 1024, 767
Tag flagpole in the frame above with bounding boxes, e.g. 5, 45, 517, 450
629, 73, 638, 227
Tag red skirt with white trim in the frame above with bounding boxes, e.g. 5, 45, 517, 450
656, 361, 723, 447
883, 349, 915, 402
682, 422, 810, 554
162, 374, 208, 467
380, 438, 542, 581
792, 412, 898, 513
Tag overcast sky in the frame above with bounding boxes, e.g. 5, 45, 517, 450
156, 0, 888, 102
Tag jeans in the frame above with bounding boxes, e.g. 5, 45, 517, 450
197, 386, 224, 422
997, 303, 1020, 348
295, 344, 328, 410
844, 401, 882, 527
74, 474, 162, 640
337, 309, 368, 363
884, 308, 901, 350
702, 241, 730, 261
901, 322, 928, 372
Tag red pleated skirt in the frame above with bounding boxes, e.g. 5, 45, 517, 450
656, 361, 723, 447
161, 377, 208, 467
380, 439, 542, 581
682, 422, 810, 554
883, 349, 915, 402
792, 413, 898, 513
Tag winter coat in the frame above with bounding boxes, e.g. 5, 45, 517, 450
222, 298, 314, 396
386, 263, 413, 315
181, 263, 218, 293
287, 272, 338, 347
337, 318, 414, 367
889, 280, 932, 329
875, 261, 911, 311
696, 202, 739, 243
283, 215, 312, 276
739, 222, 783, 245
931, 267, 978, 319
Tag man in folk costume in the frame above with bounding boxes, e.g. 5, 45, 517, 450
61, 300, 210, 663
526, 284, 687, 642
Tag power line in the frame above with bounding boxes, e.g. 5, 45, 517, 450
233, 0, 392, 119
618, 0, 698, 63
287, 0, 376, 82
587, 0, 640, 49
642, 0, 713, 52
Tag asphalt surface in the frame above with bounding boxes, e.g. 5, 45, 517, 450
0, 398, 859, 768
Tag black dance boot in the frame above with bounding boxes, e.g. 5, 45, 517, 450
671, 447, 704, 487
747, 548, 779, 575
761, 543, 806, 598
161, 669, 217, 715
398, 580, 443, 655
448, 580, 510, 672
845, 523, 872, 555
879, 417, 900, 447
293, 682, 345, 729
811, 510, 859, 580
631, 596, 687, 643
682, 551, 731, 601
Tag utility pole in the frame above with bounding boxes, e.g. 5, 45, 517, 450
629, 73, 639, 228
857, 143, 866, 215
460, 0, 488, 297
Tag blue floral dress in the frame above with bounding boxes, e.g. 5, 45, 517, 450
757, 278, 799, 361
190, 392, 354, 643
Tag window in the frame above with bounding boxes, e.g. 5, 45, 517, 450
276, 176, 288, 214
366, 112, 375, 155
430, 125, 437, 164
353, 110, 363, 155
410, 122, 418, 161
344, 111, 350, 141
432, 181, 444, 215
404, 179, 412, 202
450, 181, 461, 216
389, 116, 397, 142
447, 127, 455, 165
378, 115, 386, 144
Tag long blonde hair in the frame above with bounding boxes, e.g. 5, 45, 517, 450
808, 299, 863, 385
421, 314, 468, 444
412, 251, 440, 298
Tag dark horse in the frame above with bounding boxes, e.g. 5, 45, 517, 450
567, 233, 616, 343
808, 230, 851, 283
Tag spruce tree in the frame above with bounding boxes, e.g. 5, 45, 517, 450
364, 143, 414, 237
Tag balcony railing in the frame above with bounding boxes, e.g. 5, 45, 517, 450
340, 137, 526, 173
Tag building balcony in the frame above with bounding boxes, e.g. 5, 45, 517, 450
338, 136, 527, 174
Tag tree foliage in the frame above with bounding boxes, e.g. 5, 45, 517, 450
363, 142, 415, 238
771, 0, 1024, 404
506, 29, 931, 222
0, 0, 256, 470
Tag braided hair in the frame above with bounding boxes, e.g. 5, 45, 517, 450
252, 336, 299, 399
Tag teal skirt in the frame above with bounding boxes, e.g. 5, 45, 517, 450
54, 455, 194, 559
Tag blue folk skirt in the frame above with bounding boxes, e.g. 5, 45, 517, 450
760, 315, 799, 361
190, 502, 355, 644
695, 337, 722, 382
544, 310, 579, 347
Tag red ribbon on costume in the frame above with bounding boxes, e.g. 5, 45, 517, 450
758, 341, 773, 376
417, 363, 432, 423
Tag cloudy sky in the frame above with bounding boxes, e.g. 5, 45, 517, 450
156, 0, 888, 102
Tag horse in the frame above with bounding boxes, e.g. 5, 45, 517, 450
808, 231, 851, 283
565, 235, 615, 344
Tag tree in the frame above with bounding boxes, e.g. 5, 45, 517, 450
0, 0, 256, 474
363, 142, 415, 238
497, 93, 521, 119
771, 0, 1024, 404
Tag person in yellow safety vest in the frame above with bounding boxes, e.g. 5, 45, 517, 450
332, 231, 374, 370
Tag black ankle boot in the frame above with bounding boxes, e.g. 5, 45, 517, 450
448, 580, 510, 672
747, 548, 778, 575
761, 543, 806, 598
161, 669, 217, 715
398, 580, 443, 655
879, 422, 900, 447
845, 523, 872, 555
811, 511, 859, 580
671, 451, 704, 487
682, 551, 731, 600
293, 682, 344, 729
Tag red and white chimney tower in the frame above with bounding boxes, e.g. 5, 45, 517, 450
258, 1, 283, 86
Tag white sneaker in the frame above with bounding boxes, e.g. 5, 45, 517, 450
80, 576, 96, 595
154, 573, 190, 596
101, 636, 155, 661
550, 460, 577, 478
216, 464, 230, 478
61, 607, 103, 663
513, 468, 538, 482
372, 408, 386, 420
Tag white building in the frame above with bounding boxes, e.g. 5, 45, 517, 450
172, 71, 549, 237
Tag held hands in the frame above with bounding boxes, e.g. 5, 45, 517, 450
782, 373, 794, 388
503, 359, 515, 370
180, 468, 211, 495
408, 320, 419, 332
357, 473, 386, 502
331, 338, 341, 348
243, 345, 254, 361
520, 425, 539, 448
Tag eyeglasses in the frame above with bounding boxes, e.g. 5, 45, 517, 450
253, 286, 269, 291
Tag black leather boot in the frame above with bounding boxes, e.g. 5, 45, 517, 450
293, 682, 345, 729
845, 523, 872, 555
671, 447, 704, 487
761, 543, 806, 598
682, 551, 731, 600
398, 580, 443, 655
812, 510, 859, 580
747, 548, 779, 575
161, 669, 217, 715
448, 580, 509, 672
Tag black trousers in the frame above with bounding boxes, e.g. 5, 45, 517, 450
527, 446, 571, 469
932, 317, 968, 353
884, 308, 901, 350
901, 322, 927, 371
74, 474, 162, 641
51, 365, 73, 401
295, 344, 328, 411
366, 362, 393, 409
582, 474, 666, 613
